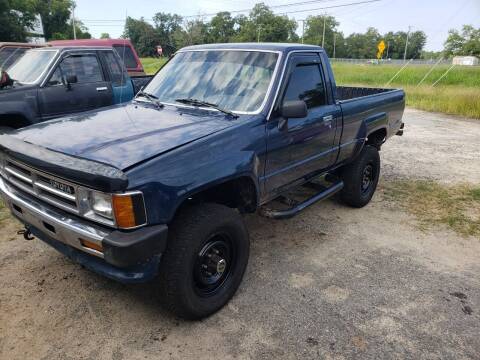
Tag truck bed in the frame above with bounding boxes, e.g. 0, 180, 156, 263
336, 86, 393, 101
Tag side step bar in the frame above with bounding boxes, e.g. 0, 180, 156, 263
260, 180, 344, 220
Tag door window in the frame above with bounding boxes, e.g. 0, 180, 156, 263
53, 54, 104, 84
283, 63, 326, 109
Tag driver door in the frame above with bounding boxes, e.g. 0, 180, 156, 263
264, 53, 340, 194
38, 52, 113, 119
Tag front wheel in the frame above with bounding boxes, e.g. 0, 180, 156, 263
340, 145, 380, 208
158, 203, 250, 319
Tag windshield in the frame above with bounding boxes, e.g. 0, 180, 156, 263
0, 47, 28, 70
144, 50, 279, 113
7, 50, 57, 84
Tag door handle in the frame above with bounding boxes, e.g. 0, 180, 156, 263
96, 87, 108, 92
323, 115, 334, 128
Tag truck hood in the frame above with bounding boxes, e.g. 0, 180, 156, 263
13, 102, 238, 170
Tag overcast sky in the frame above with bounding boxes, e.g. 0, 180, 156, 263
75, 0, 480, 51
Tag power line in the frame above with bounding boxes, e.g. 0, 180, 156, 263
80, 0, 383, 24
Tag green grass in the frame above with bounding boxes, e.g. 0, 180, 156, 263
140, 57, 480, 119
383, 181, 480, 238
332, 62, 480, 119
141, 57, 167, 75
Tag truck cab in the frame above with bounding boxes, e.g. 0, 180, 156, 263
0, 46, 141, 132
48, 39, 146, 76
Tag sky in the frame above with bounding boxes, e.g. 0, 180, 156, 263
75, 0, 480, 51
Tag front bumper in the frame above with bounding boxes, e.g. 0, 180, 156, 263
0, 177, 168, 283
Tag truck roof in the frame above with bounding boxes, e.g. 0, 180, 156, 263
48, 39, 135, 47
180, 43, 325, 53
33, 46, 114, 52
0, 42, 44, 48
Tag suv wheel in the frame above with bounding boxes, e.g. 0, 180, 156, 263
340, 145, 380, 208
158, 203, 250, 319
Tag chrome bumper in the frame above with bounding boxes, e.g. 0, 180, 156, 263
0, 177, 109, 259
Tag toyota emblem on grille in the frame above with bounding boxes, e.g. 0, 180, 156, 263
49, 179, 74, 194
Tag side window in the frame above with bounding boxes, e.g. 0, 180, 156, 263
48, 67, 63, 86
101, 51, 126, 86
283, 63, 326, 109
58, 54, 104, 83
113, 45, 137, 69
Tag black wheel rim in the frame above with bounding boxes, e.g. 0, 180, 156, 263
361, 163, 374, 194
194, 233, 234, 297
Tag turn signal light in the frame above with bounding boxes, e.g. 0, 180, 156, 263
80, 239, 103, 253
112, 193, 146, 229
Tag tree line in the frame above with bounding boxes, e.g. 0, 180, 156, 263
1, 1, 479, 59
1, 0, 90, 42
123, 4, 430, 59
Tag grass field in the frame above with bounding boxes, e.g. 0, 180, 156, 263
141, 57, 480, 119
384, 181, 480, 238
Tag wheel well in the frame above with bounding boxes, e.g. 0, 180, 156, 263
0, 114, 31, 129
366, 128, 387, 149
182, 177, 258, 214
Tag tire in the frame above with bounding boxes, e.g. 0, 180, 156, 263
340, 145, 380, 208
0, 126, 14, 134
158, 203, 250, 320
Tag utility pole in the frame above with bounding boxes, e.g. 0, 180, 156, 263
403, 26, 411, 62
72, 4, 77, 40
301, 20, 305, 44
321, 13, 326, 48
333, 32, 336, 59
386, 41, 389, 59
257, 25, 261, 43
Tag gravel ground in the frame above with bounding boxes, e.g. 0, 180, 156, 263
1, 108, 479, 360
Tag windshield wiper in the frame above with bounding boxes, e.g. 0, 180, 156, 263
136, 90, 164, 109
175, 98, 238, 119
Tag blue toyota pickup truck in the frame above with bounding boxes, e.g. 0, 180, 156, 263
0, 43, 404, 319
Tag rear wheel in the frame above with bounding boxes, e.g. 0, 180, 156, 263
158, 203, 249, 319
340, 145, 380, 208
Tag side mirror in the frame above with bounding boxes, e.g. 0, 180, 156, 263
66, 75, 78, 84
280, 100, 307, 119
0, 70, 13, 89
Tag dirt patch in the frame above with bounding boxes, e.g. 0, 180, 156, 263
1, 108, 480, 359
383, 180, 480, 237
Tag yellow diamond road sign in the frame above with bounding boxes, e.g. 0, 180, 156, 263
377, 40, 386, 59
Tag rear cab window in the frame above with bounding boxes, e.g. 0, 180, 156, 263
113, 45, 138, 69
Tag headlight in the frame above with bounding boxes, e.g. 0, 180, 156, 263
77, 188, 147, 229
91, 192, 113, 219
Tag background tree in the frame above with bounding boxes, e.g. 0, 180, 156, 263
208, 12, 236, 43
152, 12, 183, 55
234, 3, 297, 42
444, 25, 480, 57
35, 0, 73, 40
303, 15, 339, 57
123, 17, 159, 57
100, 32, 110, 39
0, 0, 37, 42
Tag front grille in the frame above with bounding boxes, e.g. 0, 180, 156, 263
1, 158, 80, 214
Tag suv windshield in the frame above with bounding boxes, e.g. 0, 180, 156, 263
144, 50, 279, 113
7, 50, 57, 84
